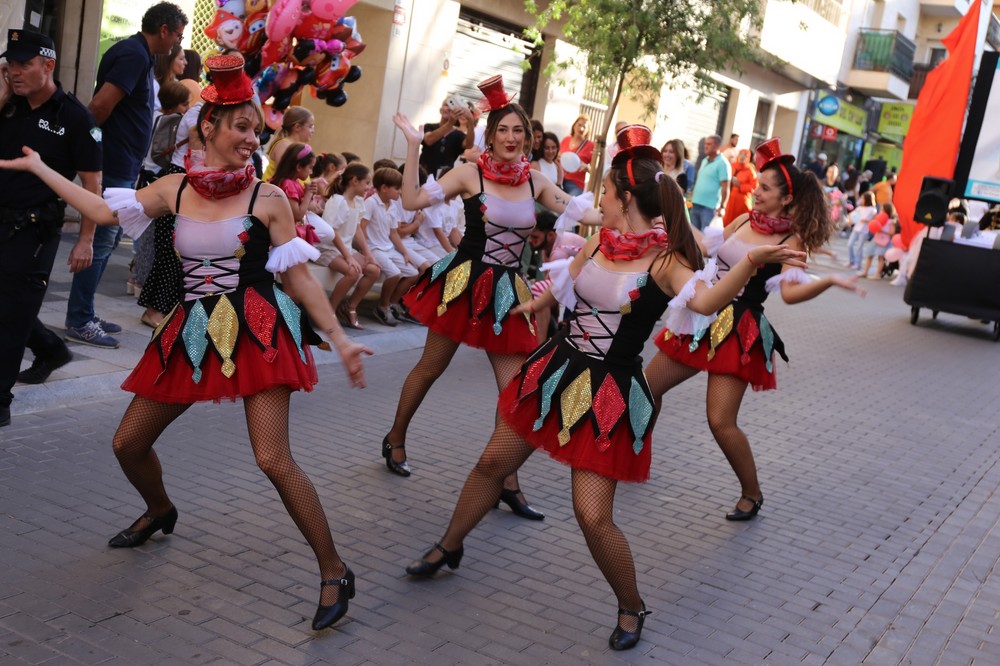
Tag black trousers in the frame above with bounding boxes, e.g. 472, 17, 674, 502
0, 220, 64, 408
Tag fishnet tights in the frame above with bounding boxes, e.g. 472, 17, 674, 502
644, 352, 761, 510
386, 330, 528, 492
431, 394, 643, 627
112, 390, 345, 603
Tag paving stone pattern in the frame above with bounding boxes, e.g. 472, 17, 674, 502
1, 236, 999, 664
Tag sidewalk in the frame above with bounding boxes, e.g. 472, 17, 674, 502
3, 230, 1000, 664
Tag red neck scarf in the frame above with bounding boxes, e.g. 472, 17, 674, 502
184, 150, 256, 200
748, 209, 793, 235
478, 152, 531, 187
598, 226, 669, 261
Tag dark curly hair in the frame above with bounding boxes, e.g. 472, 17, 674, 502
762, 162, 832, 253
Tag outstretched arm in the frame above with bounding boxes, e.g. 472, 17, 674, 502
533, 170, 601, 226
0, 146, 173, 224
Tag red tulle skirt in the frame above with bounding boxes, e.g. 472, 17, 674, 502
654, 327, 777, 391
497, 340, 653, 483
122, 327, 318, 403
403, 271, 538, 354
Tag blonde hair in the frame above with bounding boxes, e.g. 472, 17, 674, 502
571, 114, 590, 139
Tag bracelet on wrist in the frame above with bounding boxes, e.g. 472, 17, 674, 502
746, 252, 764, 271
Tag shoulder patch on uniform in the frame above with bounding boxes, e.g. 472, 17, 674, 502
90, 127, 102, 142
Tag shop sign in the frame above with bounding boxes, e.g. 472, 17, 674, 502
821, 126, 838, 141
813, 94, 867, 137
877, 103, 913, 138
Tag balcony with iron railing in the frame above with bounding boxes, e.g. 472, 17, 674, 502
908, 63, 933, 99
845, 29, 916, 100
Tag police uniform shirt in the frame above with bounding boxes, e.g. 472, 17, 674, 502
0, 84, 103, 209
94, 33, 154, 182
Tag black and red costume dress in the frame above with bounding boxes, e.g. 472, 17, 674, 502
498, 248, 677, 483
653, 221, 808, 391
402, 168, 538, 354
108, 180, 323, 403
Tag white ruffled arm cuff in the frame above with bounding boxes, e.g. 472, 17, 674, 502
662, 258, 718, 334
104, 188, 153, 240
422, 177, 445, 206
554, 192, 593, 232
540, 257, 577, 311
266, 237, 321, 273
765, 267, 811, 292
701, 225, 724, 257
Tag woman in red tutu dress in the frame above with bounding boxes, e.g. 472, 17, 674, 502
645, 138, 864, 521
0, 55, 371, 632
384, 75, 599, 520
400, 126, 806, 651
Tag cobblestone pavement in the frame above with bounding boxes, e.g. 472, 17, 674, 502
1, 234, 998, 664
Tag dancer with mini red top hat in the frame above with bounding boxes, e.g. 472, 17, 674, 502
400, 125, 806, 651
645, 137, 865, 521
386, 75, 600, 520
0, 53, 372, 632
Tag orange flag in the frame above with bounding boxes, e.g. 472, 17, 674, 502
895, 3, 981, 249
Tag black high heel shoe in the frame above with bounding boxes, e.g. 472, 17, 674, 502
494, 488, 545, 521
312, 565, 355, 630
381, 435, 411, 477
405, 543, 463, 577
608, 603, 649, 651
725, 494, 763, 521
108, 506, 178, 548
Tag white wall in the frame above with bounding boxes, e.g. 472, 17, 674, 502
759, 0, 848, 86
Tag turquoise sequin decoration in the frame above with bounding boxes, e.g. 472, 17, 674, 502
533, 360, 569, 431
430, 251, 456, 282
689, 327, 707, 353
182, 300, 210, 383
493, 272, 515, 335
242, 217, 254, 230
636, 274, 648, 288
628, 378, 653, 455
760, 315, 775, 372
202, 258, 212, 267
274, 288, 306, 363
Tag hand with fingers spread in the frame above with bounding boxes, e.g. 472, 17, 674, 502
392, 113, 423, 147
337, 341, 374, 389
829, 272, 866, 297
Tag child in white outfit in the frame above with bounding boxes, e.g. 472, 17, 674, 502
362, 167, 420, 326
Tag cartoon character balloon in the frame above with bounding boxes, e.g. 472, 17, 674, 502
205, 11, 244, 51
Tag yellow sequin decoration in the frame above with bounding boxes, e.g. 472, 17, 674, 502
558, 369, 592, 446
437, 260, 471, 316
234, 245, 246, 259
662, 329, 673, 342
707, 304, 734, 361
619, 302, 632, 315
513, 275, 536, 335
206, 295, 239, 378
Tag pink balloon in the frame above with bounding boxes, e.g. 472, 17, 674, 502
265, 0, 303, 42
311, 0, 356, 20
891, 233, 903, 249
885, 247, 903, 263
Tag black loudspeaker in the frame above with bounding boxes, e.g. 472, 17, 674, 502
914, 176, 953, 227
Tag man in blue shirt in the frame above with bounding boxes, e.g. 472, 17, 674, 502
63, 2, 186, 349
689, 134, 732, 232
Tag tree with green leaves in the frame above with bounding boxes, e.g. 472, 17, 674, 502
525, 0, 765, 193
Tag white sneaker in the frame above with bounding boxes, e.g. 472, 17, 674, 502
373, 306, 398, 327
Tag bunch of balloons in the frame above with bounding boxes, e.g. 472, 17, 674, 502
203, 0, 365, 138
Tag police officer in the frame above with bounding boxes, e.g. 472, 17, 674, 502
0, 29, 102, 427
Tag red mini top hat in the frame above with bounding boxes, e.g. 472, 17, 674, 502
754, 137, 795, 172
476, 74, 517, 113
611, 124, 662, 167
201, 53, 255, 105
